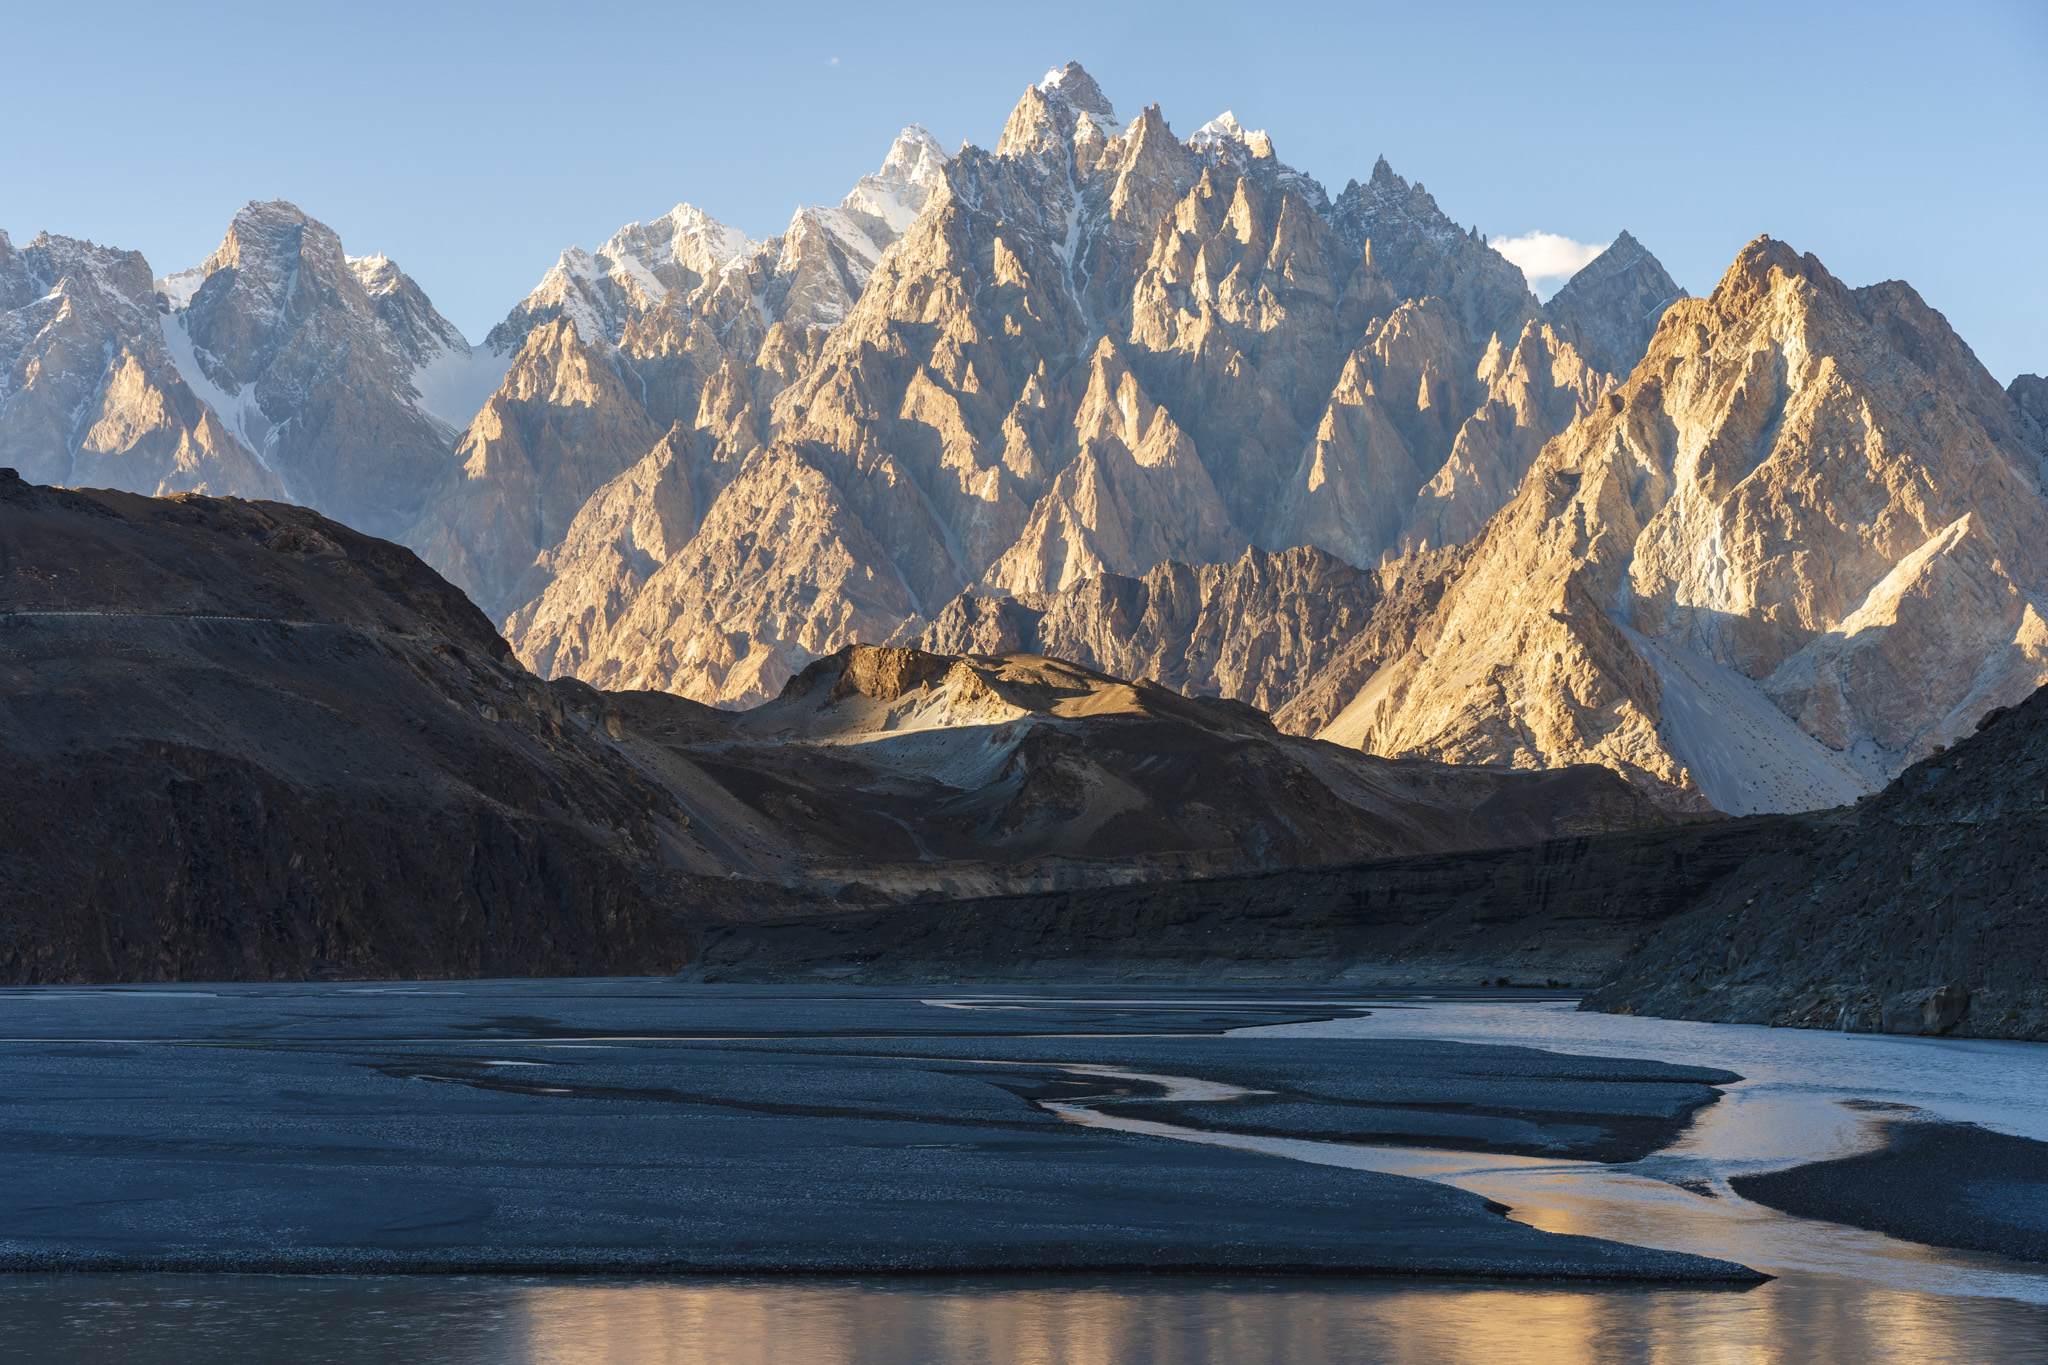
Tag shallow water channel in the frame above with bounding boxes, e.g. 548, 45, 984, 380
3, 990, 2045, 1362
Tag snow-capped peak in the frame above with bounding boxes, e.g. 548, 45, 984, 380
1190, 112, 1245, 146
841, 125, 952, 237
601, 205, 758, 286
1034, 60, 1120, 131
345, 252, 400, 294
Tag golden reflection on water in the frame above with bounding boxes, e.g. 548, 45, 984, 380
502, 1277, 2035, 1365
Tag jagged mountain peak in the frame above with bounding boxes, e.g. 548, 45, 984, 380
837, 125, 952, 239
1708, 234, 1848, 316
606, 203, 757, 276
155, 197, 492, 533
346, 249, 396, 282
1036, 61, 1118, 126
1321, 234, 2048, 814
1001, 61, 1125, 157
1327, 155, 1538, 354
199, 199, 332, 283
1337, 158, 1450, 239
1541, 229, 1688, 378
0, 226, 281, 501
5, 232, 156, 311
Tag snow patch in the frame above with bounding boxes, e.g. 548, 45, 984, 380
156, 312, 281, 483
1189, 112, 1246, 148
840, 126, 950, 241
156, 266, 207, 309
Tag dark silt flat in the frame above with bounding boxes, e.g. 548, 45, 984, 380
1731, 1117, 2048, 1265
0, 983, 1762, 1281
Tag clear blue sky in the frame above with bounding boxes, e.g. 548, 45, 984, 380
6, 0, 2042, 382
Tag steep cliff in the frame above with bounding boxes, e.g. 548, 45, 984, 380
1320, 238, 2048, 814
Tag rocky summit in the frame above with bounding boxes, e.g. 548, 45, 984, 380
1317, 239, 2048, 814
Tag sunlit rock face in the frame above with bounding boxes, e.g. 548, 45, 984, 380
430, 127, 947, 622
1318, 238, 2048, 813
508, 63, 1664, 709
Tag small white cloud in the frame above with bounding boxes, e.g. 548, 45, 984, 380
827, 56, 840, 66
1492, 231, 1609, 299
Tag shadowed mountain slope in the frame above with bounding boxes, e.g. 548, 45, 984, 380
0, 475, 1665, 981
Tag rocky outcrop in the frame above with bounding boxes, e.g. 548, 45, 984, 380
0, 232, 282, 500
920, 545, 1388, 724
1320, 238, 2048, 815
627, 641, 1671, 895
1394, 319, 1611, 556
407, 318, 664, 617
1583, 679, 2048, 1041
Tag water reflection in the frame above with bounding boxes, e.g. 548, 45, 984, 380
4, 1273, 2044, 1365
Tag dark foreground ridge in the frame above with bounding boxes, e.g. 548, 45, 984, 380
699, 679, 2048, 1042
1583, 678, 2048, 1040
1731, 1116, 2048, 1264
0, 471, 785, 981
690, 816, 1822, 988
3, 473, 2042, 1043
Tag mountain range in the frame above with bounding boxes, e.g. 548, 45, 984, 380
4, 60, 2043, 820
